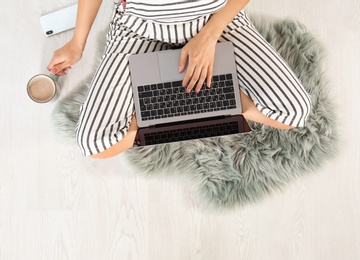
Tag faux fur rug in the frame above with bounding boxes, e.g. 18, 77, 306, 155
52, 14, 338, 208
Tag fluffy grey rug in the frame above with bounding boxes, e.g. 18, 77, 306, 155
52, 14, 338, 208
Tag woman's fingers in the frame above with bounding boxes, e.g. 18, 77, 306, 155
194, 68, 208, 93
47, 40, 83, 76
180, 39, 215, 93
51, 66, 72, 76
183, 60, 213, 93
49, 63, 72, 76
206, 65, 213, 88
179, 48, 188, 73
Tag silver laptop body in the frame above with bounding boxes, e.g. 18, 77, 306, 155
129, 42, 242, 128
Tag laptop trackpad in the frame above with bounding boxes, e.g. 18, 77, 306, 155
157, 50, 187, 82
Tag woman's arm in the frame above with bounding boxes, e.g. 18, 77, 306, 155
47, 0, 103, 76
180, 0, 250, 93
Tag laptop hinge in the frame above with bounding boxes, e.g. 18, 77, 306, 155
149, 115, 229, 128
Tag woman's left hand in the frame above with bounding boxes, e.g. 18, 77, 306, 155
179, 33, 217, 93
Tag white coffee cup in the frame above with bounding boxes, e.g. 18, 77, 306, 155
27, 74, 59, 103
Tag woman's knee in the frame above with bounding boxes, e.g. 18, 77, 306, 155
240, 90, 309, 130
91, 115, 138, 159
282, 91, 312, 128
79, 115, 138, 159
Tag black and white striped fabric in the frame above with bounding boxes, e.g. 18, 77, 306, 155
124, 0, 227, 23
75, 2, 311, 156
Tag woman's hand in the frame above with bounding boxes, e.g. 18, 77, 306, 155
179, 33, 217, 93
47, 39, 84, 76
47, 0, 103, 76
179, 0, 250, 93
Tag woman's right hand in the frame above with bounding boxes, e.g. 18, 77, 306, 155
47, 39, 84, 76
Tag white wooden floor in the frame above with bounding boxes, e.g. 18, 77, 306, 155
1, 0, 359, 259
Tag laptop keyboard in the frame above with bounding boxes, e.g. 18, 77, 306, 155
143, 121, 240, 145
137, 74, 237, 121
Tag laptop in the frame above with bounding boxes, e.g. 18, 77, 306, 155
128, 42, 251, 146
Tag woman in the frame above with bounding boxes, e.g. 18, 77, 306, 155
48, 0, 311, 158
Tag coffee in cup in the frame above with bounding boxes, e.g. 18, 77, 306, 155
27, 74, 58, 103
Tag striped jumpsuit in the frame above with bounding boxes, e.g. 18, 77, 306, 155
76, 0, 311, 156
